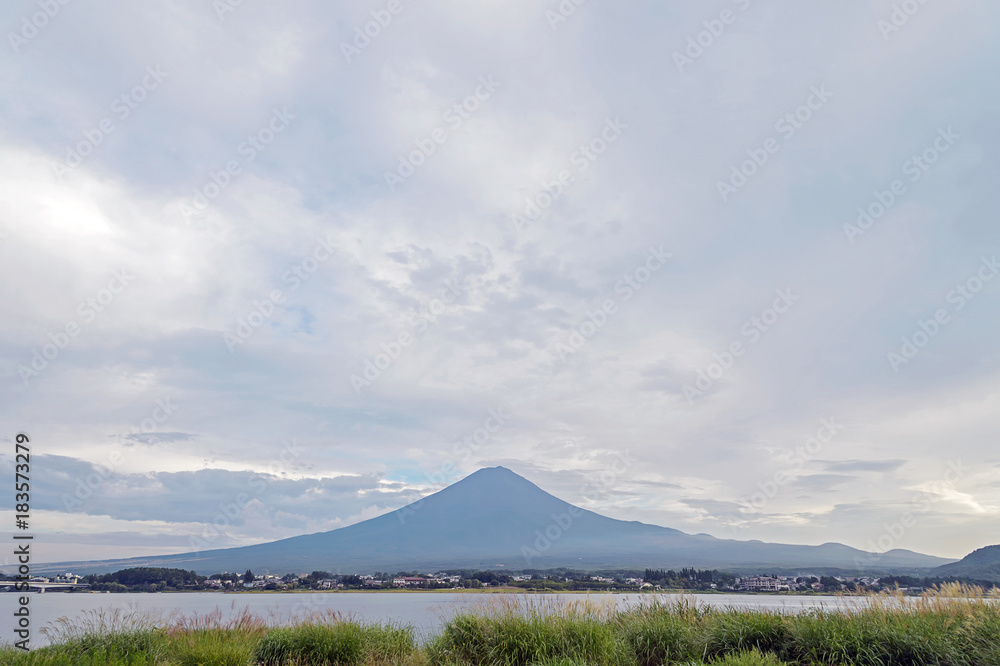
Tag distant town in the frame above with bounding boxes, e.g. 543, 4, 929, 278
3, 566, 990, 594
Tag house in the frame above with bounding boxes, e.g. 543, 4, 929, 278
392, 577, 428, 587
737, 576, 788, 592
53, 573, 81, 584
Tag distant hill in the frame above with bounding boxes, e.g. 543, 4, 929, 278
32, 466, 954, 575
932, 545, 1000, 583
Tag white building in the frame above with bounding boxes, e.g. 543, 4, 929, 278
737, 576, 789, 592
392, 576, 428, 587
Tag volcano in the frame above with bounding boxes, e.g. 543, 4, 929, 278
35, 466, 953, 575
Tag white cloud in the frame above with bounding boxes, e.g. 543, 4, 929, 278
1, 0, 998, 563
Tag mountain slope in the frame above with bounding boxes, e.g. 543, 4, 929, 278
932, 545, 1000, 582
33, 466, 954, 575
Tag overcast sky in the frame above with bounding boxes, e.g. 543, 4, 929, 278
1, 1, 998, 567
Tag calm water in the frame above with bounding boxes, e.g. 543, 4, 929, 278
3, 591, 876, 645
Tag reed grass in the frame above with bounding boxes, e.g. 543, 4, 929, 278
0, 583, 996, 665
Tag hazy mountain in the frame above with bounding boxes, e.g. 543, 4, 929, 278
35, 466, 953, 575
932, 545, 1000, 583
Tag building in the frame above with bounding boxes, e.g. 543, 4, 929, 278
392, 577, 428, 587
737, 576, 789, 592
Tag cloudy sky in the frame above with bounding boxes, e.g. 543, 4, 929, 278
1, 0, 998, 567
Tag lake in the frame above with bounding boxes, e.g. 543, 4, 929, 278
4, 591, 879, 645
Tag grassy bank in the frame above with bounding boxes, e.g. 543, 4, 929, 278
2, 583, 998, 665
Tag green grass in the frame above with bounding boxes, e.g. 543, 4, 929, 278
425, 601, 628, 666
253, 622, 414, 665
1, 583, 997, 665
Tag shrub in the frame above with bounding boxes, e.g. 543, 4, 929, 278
787, 609, 961, 666
710, 648, 791, 665
700, 610, 792, 660
620, 612, 698, 665
429, 611, 625, 666
254, 621, 414, 666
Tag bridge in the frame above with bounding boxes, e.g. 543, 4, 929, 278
0, 582, 90, 593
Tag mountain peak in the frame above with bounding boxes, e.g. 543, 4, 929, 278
468, 465, 515, 476
467, 465, 522, 478
428, 465, 558, 510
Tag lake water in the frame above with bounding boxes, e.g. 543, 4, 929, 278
3, 591, 881, 645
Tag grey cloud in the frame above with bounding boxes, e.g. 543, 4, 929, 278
817, 459, 907, 474
790, 474, 856, 492
121, 432, 199, 446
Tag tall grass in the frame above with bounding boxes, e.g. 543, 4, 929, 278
253, 621, 414, 665
430, 583, 1000, 665
0, 583, 996, 665
426, 595, 628, 666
